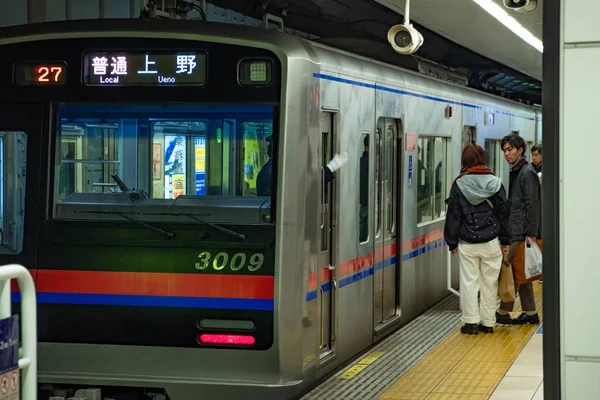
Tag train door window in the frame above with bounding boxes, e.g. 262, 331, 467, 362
462, 126, 477, 148
320, 112, 335, 252
0, 132, 27, 255
385, 125, 395, 234
151, 121, 208, 199
484, 139, 501, 176
417, 135, 449, 224
241, 121, 272, 196
374, 128, 381, 237
433, 137, 448, 219
359, 133, 370, 243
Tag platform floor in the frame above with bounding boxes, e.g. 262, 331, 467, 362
304, 281, 543, 400
489, 323, 544, 400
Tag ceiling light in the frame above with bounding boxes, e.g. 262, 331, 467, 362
472, 0, 543, 52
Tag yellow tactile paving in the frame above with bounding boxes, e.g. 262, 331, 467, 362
379, 281, 543, 400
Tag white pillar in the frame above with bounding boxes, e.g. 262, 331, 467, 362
552, 0, 600, 398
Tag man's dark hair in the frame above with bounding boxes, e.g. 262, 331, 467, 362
501, 134, 527, 155
364, 135, 370, 148
531, 144, 542, 154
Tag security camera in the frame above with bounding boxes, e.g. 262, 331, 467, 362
387, 24, 424, 56
503, 0, 537, 13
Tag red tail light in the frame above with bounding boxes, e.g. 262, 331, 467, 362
199, 334, 255, 346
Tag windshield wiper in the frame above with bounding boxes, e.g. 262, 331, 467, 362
118, 212, 175, 238
187, 215, 245, 240
75, 210, 175, 239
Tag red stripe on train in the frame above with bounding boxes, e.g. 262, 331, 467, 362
308, 229, 445, 290
12, 270, 274, 299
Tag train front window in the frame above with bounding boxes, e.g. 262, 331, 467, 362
52, 104, 276, 224
0, 132, 27, 255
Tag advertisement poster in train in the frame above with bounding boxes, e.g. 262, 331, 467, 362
152, 143, 162, 181
194, 136, 206, 196
164, 135, 186, 199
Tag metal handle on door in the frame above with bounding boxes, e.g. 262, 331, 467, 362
327, 265, 336, 271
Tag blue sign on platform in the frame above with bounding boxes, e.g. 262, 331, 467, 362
0, 315, 19, 374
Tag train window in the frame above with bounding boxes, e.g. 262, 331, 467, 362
385, 126, 395, 234
374, 129, 381, 236
484, 139, 508, 184
56, 121, 122, 200
52, 104, 276, 224
242, 121, 272, 196
359, 133, 370, 243
433, 137, 447, 219
417, 136, 449, 224
0, 132, 27, 255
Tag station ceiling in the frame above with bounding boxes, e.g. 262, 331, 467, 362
210, 0, 542, 105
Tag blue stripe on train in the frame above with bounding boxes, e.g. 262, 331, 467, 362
12, 292, 275, 311
313, 73, 535, 121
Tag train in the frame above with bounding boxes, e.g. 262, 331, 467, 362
0, 17, 541, 400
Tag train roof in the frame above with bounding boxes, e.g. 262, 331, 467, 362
0, 18, 539, 115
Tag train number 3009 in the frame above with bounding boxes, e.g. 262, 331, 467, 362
195, 251, 265, 272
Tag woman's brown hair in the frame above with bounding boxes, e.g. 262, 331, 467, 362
461, 144, 487, 169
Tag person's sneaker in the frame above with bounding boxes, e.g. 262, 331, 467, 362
478, 324, 494, 334
460, 323, 479, 335
496, 312, 512, 325
512, 312, 540, 325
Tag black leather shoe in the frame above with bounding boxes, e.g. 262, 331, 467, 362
512, 312, 540, 325
460, 323, 479, 335
478, 324, 494, 333
496, 312, 512, 325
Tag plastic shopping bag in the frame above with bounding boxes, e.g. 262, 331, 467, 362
524, 237, 543, 280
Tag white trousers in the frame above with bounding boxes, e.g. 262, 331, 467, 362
458, 239, 503, 327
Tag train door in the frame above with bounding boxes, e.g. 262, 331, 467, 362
0, 104, 43, 276
373, 118, 400, 332
317, 112, 337, 361
462, 125, 477, 148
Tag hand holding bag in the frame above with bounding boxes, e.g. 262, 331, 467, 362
513, 239, 543, 284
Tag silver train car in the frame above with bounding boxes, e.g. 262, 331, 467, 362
0, 19, 540, 400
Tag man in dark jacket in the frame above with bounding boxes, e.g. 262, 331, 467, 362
496, 134, 541, 325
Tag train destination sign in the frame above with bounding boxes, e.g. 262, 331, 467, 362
83, 51, 207, 86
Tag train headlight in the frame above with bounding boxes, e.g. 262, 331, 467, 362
239, 60, 272, 86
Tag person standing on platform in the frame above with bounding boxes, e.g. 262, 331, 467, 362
444, 144, 511, 335
496, 135, 541, 325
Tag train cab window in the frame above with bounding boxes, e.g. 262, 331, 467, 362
359, 133, 370, 243
417, 136, 449, 224
56, 121, 123, 200
0, 132, 27, 255
52, 104, 277, 224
